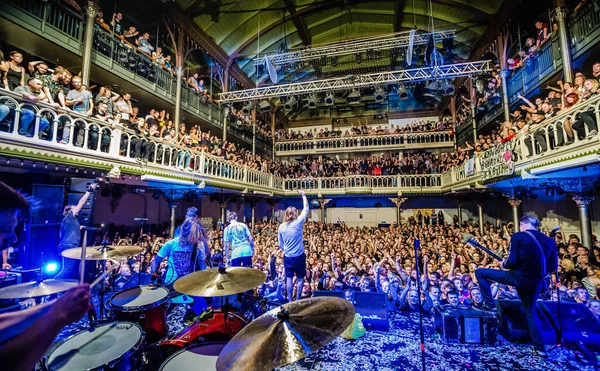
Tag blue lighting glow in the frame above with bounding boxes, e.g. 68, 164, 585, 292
44, 262, 59, 274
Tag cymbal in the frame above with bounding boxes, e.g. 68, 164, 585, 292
216, 297, 355, 371
174, 267, 266, 297
0, 279, 78, 299
61, 245, 143, 260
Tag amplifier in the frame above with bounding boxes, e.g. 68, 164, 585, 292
0, 271, 22, 311
434, 306, 498, 345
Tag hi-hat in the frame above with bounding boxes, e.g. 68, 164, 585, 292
174, 266, 266, 297
61, 245, 142, 260
216, 297, 355, 371
0, 279, 78, 299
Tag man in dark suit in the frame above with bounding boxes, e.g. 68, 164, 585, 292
475, 215, 558, 358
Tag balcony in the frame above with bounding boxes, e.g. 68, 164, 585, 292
0, 0, 266, 148
275, 131, 454, 156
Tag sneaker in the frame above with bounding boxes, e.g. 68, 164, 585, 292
533, 348, 548, 358
178, 165, 184, 171
59, 141, 68, 145
185, 167, 193, 172
586, 130, 598, 138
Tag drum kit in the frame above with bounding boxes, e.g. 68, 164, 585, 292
0, 245, 356, 371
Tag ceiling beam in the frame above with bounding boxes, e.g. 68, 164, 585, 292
162, 3, 254, 89
283, 0, 311, 47
393, 0, 408, 32
433, 0, 494, 21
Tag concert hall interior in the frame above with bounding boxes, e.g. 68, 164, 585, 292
2, 0, 600, 370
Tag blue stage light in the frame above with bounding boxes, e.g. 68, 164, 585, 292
44, 262, 59, 274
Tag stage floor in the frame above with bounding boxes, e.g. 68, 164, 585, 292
53, 296, 596, 371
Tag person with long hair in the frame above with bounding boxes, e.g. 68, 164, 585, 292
278, 190, 309, 303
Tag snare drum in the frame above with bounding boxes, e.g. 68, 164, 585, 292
44, 322, 144, 371
107, 286, 170, 344
161, 311, 247, 347
159, 342, 227, 371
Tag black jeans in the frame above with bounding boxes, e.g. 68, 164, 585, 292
475, 268, 544, 350
573, 111, 597, 139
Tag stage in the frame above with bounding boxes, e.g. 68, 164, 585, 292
49, 290, 595, 371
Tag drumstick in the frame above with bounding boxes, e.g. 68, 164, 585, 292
79, 230, 88, 285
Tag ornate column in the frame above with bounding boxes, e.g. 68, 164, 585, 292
218, 201, 228, 224
251, 108, 257, 156
168, 201, 177, 238
388, 196, 408, 225
555, 2, 573, 83
457, 202, 463, 225
468, 77, 477, 143
271, 111, 276, 161
81, 1, 99, 87
500, 68, 511, 122
222, 105, 229, 141
508, 198, 521, 228
573, 195, 594, 249
173, 28, 185, 134
266, 199, 278, 223
247, 198, 259, 231
450, 96, 458, 150
477, 203, 485, 235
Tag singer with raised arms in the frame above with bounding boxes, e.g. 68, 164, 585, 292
223, 211, 254, 267
278, 190, 309, 303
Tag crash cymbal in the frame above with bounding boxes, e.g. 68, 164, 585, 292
0, 279, 78, 299
173, 266, 266, 297
61, 245, 142, 260
216, 297, 355, 371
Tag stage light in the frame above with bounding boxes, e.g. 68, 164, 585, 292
374, 87, 385, 103
284, 96, 297, 110
44, 262, 59, 274
423, 81, 439, 98
347, 89, 361, 105
152, 190, 161, 200
440, 81, 455, 96
355, 53, 362, 64
259, 100, 271, 112
320, 56, 327, 66
331, 56, 338, 67
242, 102, 254, 115
324, 92, 334, 106
398, 85, 409, 100
307, 95, 317, 109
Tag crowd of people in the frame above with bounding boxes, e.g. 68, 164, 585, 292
278, 119, 451, 141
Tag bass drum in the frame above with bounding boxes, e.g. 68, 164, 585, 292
44, 322, 144, 371
159, 342, 227, 371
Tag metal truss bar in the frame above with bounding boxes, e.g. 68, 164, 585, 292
254, 30, 456, 66
219, 60, 491, 103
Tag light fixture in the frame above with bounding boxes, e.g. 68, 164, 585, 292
398, 85, 409, 100
242, 102, 253, 115
440, 80, 455, 96
423, 81, 439, 98
374, 87, 385, 103
347, 89, 361, 105
284, 96, 297, 110
259, 100, 271, 112
307, 95, 317, 109
324, 92, 334, 106
43, 262, 60, 275
355, 53, 362, 64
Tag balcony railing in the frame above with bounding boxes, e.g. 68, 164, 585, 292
282, 174, 442, 193
275, 131, 454, 155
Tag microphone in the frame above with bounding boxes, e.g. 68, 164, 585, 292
134, 218, 149, 221
549, 226, 561, 238
82, 226, 99, 231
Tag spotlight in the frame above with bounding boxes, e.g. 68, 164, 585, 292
242, 102, 253, 115
43, 262, 60, 275
423, 81, 439, 98
284, 96, 297, 110
398, 85, 409, 100
374, 87, 385, 103
332, 56, 338, 67
347, 89, 361, 105
324, 92, 334, 106
256, 64, 264, 78
307, 95, 317, 109
152, 190, 161, 200
259, 100, 271, 112
320, 56, 327, 66
355, 53, 362, 64
440, 81, 455, 96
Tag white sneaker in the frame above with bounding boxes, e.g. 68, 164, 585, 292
178, 166, 184, 171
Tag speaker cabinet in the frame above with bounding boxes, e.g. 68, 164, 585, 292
312, 291, 389, 331
537, 300, 600, 347
496, 300, 556, 344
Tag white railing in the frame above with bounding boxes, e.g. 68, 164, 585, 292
275, 131, 454, 154
282, 174, 442, 192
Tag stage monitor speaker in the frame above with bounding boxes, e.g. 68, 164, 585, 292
496, 300, 556, 344
31, 184, 64, 224
434, 307, 498, 345
69, 178, 95, 193
312, 290, 344, 299
537, 300, 600, 346
353, 292, 389, 331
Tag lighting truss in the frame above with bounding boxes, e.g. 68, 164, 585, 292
253, 30, 456, 67
219, 60, 491, 103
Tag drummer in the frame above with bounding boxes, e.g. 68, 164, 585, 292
0, 181, 92, 370
55, 182, 98, 280
223, 211, 255, 267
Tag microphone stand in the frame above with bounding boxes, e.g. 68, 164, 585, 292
413, 238, 426, 371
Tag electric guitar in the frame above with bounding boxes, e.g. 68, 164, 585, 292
464, 238, 503, 262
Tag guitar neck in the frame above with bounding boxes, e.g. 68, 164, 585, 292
467, 239, 503, 261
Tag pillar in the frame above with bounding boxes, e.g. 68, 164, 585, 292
81, 1, 98, 87
173, 28, 185, 134
271, 204, 276, 223
252, 108, 257, 156
573, 195, 594, 249
555, 2, 573, 83
318, 198, 331, 223
477, 203, 484, 235
222, 106, 229, 141
251, 204, 256, 231
271, 111, 276, 161
388, 197, 408, 225
450, 96, 458, 150
500, 69, 511, 123
468, 77, 477, 143
457, 202, 463, 225
219, 201, 227, 224
508, 198, 521, 229
169, 202, 177, 238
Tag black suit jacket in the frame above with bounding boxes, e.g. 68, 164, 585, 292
504, 230, 558, 283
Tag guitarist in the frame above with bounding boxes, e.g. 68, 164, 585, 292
474, 215, 557, 358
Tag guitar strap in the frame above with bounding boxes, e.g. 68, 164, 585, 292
524, 230, 547, 277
